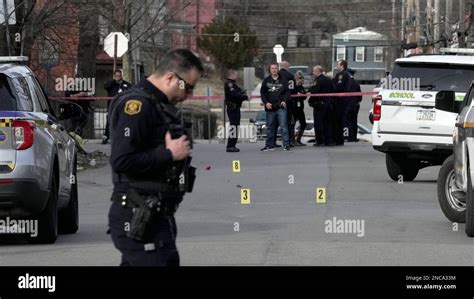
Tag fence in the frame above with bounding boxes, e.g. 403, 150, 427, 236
49, 91, 378, 140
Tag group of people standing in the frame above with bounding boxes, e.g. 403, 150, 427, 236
224, 59, 362, 152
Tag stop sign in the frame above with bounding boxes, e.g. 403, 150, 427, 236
104, 32, 129, 58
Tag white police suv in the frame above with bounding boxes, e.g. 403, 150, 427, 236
372, 54, 474, 181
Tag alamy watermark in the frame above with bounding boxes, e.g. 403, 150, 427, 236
0, 217, 38, 237
217, 124, 257, 142
55, 75, 96, 94
380, 75, 420, 91
324, 217, 365, 237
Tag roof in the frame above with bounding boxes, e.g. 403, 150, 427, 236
333, 27, 387, 41
0, 64, 33, 78
395, 55, 474, 65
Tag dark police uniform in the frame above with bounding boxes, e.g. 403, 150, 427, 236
333, 70, 351, 146
108, 79, 186, 266
224, 78, 248, 150
293, 84, 307, 145
279, 68, 297, 145
309, 74, 335, 146
345, 71, 362, 142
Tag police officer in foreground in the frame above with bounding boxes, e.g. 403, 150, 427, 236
332, 60, 351, 146
108, 49, 203, 266
309, 65, 335, 146
224, 69, 249, 152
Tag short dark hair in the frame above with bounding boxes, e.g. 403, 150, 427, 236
268, 63, 279, 72
155, 49, 204, 76
338, 60, 348, 70
114, 70, 122, 75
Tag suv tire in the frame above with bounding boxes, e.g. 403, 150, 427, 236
437, 155, 466, 223
465, 164, 474, 237
28, 173, 58, 244
59, 156, 79, 234
386, 153, 419, 182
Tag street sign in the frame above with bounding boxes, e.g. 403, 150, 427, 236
0, 0, 16, 25
104, 32, 129, 58
273, 44, 284, 63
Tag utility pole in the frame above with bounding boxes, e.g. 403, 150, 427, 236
415, 0, 420, 47
401, 0, 406, 43
2, 0, 11, 56
446, 0, 453, 38
196, 0, 200, 51
434, 0, 440, 53
426, 0, 433, 51
459, 0, 466, 48
391, 0, 397, 63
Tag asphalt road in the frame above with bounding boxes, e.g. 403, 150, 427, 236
1, 141, 474, 266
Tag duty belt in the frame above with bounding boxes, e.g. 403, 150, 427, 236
111, 192, 177, 215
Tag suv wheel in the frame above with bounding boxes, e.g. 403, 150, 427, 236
465, 164, 474, 237
386, 154, 419, 182
437, 155, 466, 223
28, 173, 58, 244
59, 156, 79, 234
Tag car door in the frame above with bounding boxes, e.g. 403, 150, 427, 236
454, 85, 474, 191
27, 75, 72, 201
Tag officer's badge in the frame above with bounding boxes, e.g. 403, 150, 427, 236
124, 100, 142, 115
228, 83, 233, 88
339, 75, 343, 80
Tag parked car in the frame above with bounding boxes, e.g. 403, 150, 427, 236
250, 110, 281, 140
299, 120, 372, 143
0, 56, 81, 244
289, 65, 312, 88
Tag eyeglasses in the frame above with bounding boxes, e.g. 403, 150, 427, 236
174, 72, 195, 94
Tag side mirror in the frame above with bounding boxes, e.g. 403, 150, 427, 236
249, 118, 255, 123
435, 91, 459, 113
58, 103, 83, 120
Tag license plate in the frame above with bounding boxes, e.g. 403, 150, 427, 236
416, 110, 436, 121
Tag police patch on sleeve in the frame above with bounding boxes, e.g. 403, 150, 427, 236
124, 100, 142, 115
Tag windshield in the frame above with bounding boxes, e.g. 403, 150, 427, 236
390, 62, 474, 92
290, 67, 309, 75
0, 74, 17, 111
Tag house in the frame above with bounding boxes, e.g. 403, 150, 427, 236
332, 27, 388, 83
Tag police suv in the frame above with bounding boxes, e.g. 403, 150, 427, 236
372, 53, 474, 181
0, 57, 81, 243
435, 82, 474, 236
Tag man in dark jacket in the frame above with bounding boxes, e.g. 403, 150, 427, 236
345, 68, 362, 142
309, 65, 334, 146
224, 69, 249, 152
260, 63, 291, 151
332, 60, 351, 146
103, 70, 132, 144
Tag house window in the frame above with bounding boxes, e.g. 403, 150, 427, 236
336, 46, 346, 61
355, 47, 365, 62
375, 47, 384, 62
